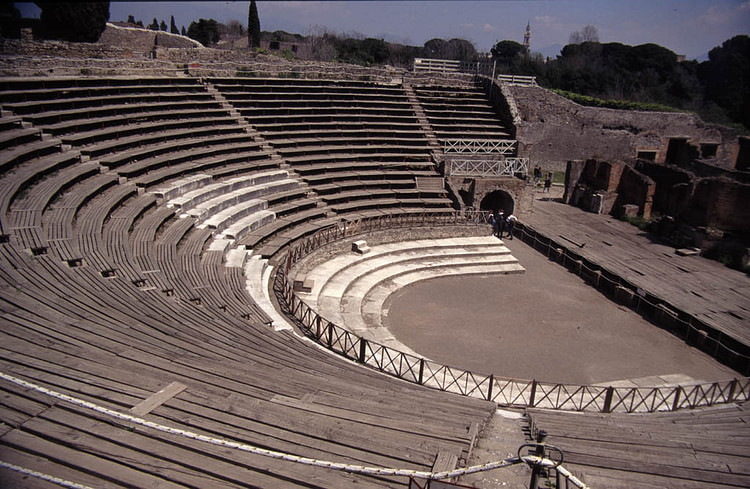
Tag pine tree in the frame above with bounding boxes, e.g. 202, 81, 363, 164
159, 19, 167, 31
170, 15, 178, 34
37, 2, 110, 42
247, 0, 260, 49
149, 18, 159, 30
181, 25, 186, 36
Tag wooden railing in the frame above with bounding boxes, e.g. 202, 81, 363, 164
443, 139, 517, 154
445, 157, 529, 177
497, 74, 537, 85
274, 211, 750, 412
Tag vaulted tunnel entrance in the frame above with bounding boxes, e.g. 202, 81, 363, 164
480, 189, 514, 215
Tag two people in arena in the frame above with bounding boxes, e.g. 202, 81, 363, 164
490, 210, 517, 240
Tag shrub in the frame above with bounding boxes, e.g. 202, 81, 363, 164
551, 89, 685, 113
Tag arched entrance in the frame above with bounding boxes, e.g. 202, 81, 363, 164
480, 189, 514, 215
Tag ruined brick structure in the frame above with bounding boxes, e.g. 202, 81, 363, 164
564, 159, 655, 218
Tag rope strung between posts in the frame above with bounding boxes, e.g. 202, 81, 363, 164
0, 460, 95, 489
0, 371, 589, 486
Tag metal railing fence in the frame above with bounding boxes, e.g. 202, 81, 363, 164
273, 211, 750, 412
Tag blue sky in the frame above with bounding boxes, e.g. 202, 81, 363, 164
15, 1, 750, 60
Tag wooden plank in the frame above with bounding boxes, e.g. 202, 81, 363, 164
130, 382, 187, 416
1, 428, 187, 489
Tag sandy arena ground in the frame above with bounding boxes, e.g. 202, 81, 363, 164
384, 235, 737, 385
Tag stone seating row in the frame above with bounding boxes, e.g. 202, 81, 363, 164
527, 403, 750, 488
414, 84, 514, 144
16, 99, 223, 127
210, 76, 406, 94
0, 125, 41, 150
238, 104, 416, 118
0, 82, 206, 104
43, 107, 233, 137
0, 76, 200, 92
239, 111, 420, 126
0, 139, 494, 486
2, 91, 216, 116
296, 236, 523, 351
256, 120, 424, 136
98, 132, 259, 171
263, 127, 427, 143
61, 115, 238, 150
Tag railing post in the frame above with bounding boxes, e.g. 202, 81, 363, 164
418, 358, 425, 385
529, 380, 538, 408
603, 386, 614, 413
315, 315, 321, 339
487, 374, 494, 401
359, 338, 367, 363
327, 323, 334, 349
671, 385, 682, 411
727, 378, 738, 402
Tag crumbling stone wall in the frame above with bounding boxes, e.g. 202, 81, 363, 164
637, 161, 750, 233
506, 84, 738, 172
564, 159, 654, 218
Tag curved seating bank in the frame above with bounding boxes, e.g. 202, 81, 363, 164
0, 75, 747, 488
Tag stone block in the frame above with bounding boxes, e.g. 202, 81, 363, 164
621, 204, 639, 218
352, 240, 371, 254
293, 276, 314, 293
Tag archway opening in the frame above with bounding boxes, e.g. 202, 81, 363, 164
480, 189, 514, 215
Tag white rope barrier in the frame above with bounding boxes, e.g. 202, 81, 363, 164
0, 460, 95, 489
0, 371, 589, 486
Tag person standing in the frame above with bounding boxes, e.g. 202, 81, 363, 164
497, 210, 506, 237
543, 173, 552, 193
506, 214, 517, 240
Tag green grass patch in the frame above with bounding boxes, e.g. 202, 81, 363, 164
619, 214, 652, 231
550, 89, 685, 113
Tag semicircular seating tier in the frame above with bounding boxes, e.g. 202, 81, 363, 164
0, 76, 495, 488
293, 236, 524, 353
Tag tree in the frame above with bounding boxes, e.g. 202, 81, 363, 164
187, 18, 220, 46
422, 38, 477, 61
247, 0, 260, 49
126, 14, 135, 24
491, 40, 525, 64
0, 3, 22, 38
170, 15, 178, 34
224, 19, 244, 37
36, 2, 110, 42
698, 35, 750, 128
159, 19, 167, 32
569, 24, 599, 44
181, 25, 186, 36
148, 18, 159, 30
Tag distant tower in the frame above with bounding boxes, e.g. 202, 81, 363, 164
523, 21, 531, 51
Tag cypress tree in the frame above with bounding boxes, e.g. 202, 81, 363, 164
170, 15, 178, 34
247, 0, 260, 49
